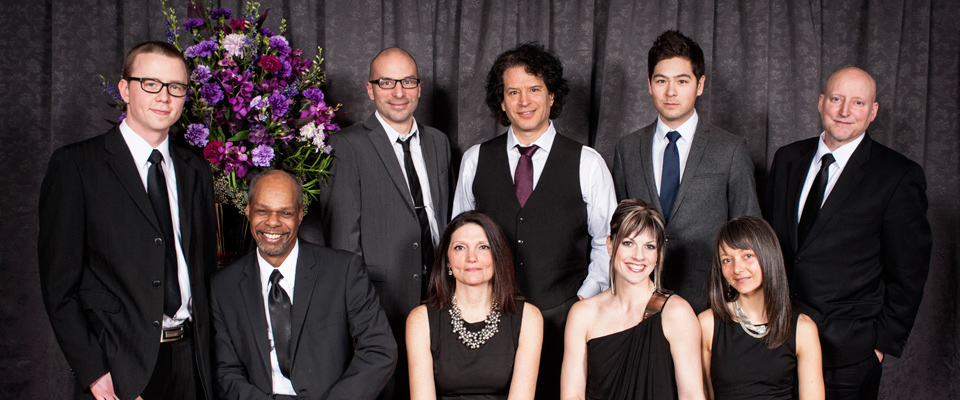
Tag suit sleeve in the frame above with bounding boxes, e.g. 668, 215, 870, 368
318, 135, 363, 255
37, 148, 109, 387
726, 136, 762, 218
875, 163, 931, 357
326, 255, 398, 400
210, 276, 272, 400
611, 140, 628, 201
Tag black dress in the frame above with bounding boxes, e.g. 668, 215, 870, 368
428, 302, 525, 400
710, 311, 800, 400
586, 293, 677, 400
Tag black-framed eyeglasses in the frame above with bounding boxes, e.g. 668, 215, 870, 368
126, 77, 188, 97
368, 77, 421, 90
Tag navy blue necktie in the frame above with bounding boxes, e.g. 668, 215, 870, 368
147, 150, 181, 317
660, 131, 681, 221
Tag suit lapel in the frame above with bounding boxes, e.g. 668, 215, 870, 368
171, 144, 198, 258
103, 128, 163, 232
363, 115, 417, 214
289, 243, 319, 369
799, 135, 871, 251
639, 123, 663, 216
670, 122, 709, 220
418, 123, 443, 218
785, 141, 817, 251
239, 256, 272, 379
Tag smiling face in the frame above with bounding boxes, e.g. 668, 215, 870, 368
818, 67, 878, 151
447, 223, 495, 288
366, 49, 421, 134
719, 243, 763, 297
500, 66, 555, 144
246, 171, 304, 267
647, 57, 704, 130
118, 52, 188, 142
607, 228, 659, 287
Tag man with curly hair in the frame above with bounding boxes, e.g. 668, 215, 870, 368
452, 42, 617, 399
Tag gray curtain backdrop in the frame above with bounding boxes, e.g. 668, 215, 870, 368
2, 0, 957, 398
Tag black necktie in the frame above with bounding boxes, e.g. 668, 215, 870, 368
397, 136, 434, 298
797, 153, 836, 244
660, 131, 681, 221
147, 150, 181, 317
268, 269, 292, 378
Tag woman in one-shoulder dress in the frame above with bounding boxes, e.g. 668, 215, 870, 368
561, 199, 705, 400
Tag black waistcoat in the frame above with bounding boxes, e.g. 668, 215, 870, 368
473, 132, 590, 310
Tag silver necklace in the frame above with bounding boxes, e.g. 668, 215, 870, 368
449, 295, 501, 349
734, 300, 768, 339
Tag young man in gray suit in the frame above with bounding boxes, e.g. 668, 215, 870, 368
311, 47, 451, 400
611, 30, 761, 313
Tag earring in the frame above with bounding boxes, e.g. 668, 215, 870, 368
447, 268, 453, 276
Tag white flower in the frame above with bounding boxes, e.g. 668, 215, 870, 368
222, 33, 247, 58
299, 121, 319, 140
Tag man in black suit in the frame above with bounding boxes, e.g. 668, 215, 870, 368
764, 67, 931, 399
211, 169, 397, 400
308, 47, 450, 400
39, 42, 217, 400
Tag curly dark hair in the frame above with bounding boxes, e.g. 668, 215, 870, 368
484, 42, 569, 126
647, 30, 705, 81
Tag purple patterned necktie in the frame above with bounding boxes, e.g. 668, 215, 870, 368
514, 144, 539, 207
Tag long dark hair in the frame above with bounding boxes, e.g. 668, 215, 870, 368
608, 199, 667, 295
708, 216, 792, 349
424, 211, 521, 314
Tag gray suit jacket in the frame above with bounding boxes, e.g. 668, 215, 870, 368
308, 113, 451, 335
612, 120, 761, 312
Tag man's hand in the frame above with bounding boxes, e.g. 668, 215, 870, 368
89, 372, 119, 400
875, 349, 884, 363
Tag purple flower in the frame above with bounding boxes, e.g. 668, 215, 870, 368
185, 124, 210, 147
200, 83, 224, 105
211, 8, 232, 19
118, 111, 126, 122
249, 95, 267, 110
223, 142, 250, 177
191, 65, 212, 83
268, 36, 291, 56
248, 125, 274, 146
185, 40, 218, 58
269, 93, 289, 119
260, 28, 275, 37
183, 18, 204, 30
302, 88, 324, 104
250, 144, 275, 167
259, 55, 282, 72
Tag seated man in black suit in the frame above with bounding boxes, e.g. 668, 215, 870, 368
210, 169, 397, 400
764, 67, 931, 399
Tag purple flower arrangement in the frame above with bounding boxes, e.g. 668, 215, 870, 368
158, 0, 340, 211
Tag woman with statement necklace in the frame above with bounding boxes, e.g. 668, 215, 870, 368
561, 199, 705, 400
699, 216, 824, 400
407, 212, 543, 399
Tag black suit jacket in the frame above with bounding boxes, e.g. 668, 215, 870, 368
763, 133, 931, 367
38, 127, 217, 399
210, 241, 397, 400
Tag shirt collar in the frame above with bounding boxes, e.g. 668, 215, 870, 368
257, 239, 300, 292
815, 131, 866, 169
119, 119, 171, 168
506, 121, 556, 153
655, 110, 699, 143
374, 111, 419, 142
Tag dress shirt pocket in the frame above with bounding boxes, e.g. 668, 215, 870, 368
78, 289, 121, 313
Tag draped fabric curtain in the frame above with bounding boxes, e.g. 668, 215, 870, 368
2, 0, 956, 398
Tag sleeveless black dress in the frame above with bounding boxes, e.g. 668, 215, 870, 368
710, 311, 800, 400
428, 302, 524, 400
586, 293, 677, 400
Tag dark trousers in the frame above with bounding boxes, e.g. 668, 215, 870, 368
535, 296, 578, 400
824, 354, 883, 400
141, 334, 202, 400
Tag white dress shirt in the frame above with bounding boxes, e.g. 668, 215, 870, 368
452, 121, 618, 298
796, 132, 866, 222
651, 111, 699, 193
257, 240, 300, 396
374, 112, 440, 246
119, 120, 192, 328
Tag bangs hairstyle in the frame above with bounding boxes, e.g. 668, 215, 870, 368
484, 42, 570, 126
424, 211, 522, 314
708, 216, 792, 349
647, 30, 705, 82
607, 199, 666, 295
121, 41, 187, 80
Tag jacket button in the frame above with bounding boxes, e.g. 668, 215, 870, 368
794, 257, 802, 264
413, 242, 419, 249
155, 238, 163, 246
413, 273, 420, 281
153, 280, 161, 288
519, 262, 524, 267
517, 239, 524, 245
519, 217, 525, 223
152, 321, 161, 328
